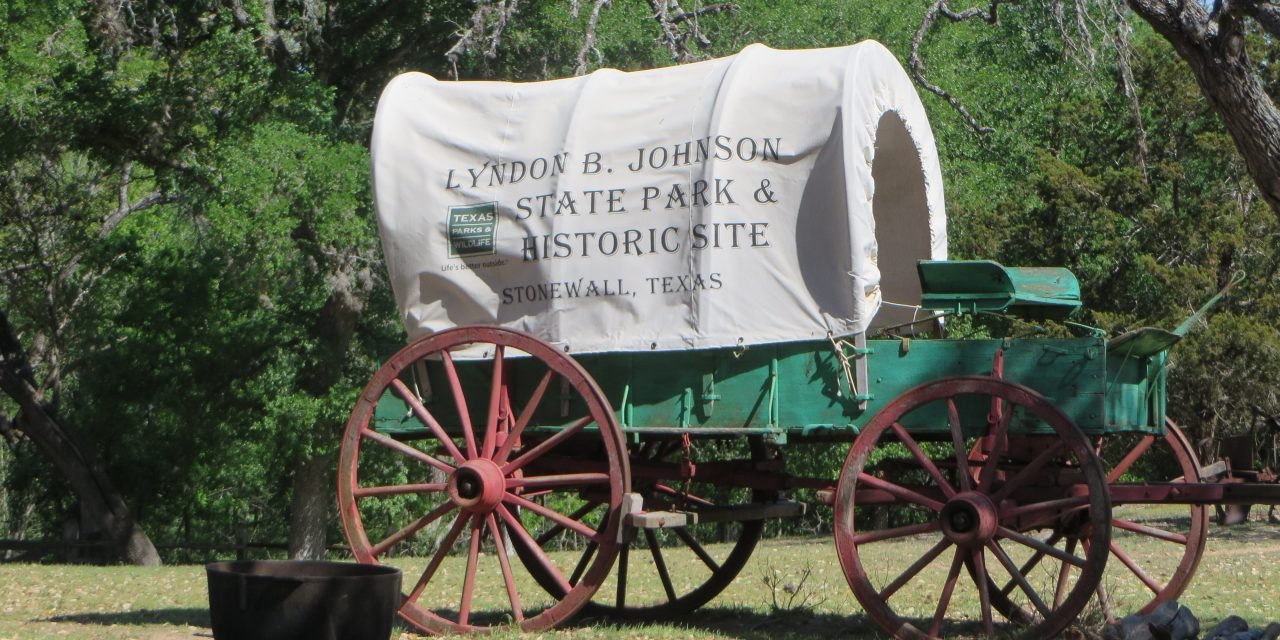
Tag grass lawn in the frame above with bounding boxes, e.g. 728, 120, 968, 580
0, 518, 1277, 639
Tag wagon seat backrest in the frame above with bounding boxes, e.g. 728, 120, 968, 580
371, 41, 947, 356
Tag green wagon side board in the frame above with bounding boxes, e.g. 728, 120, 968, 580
371, 334, 1165, 441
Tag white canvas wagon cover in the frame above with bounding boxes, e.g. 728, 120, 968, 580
372, 41, 947, 354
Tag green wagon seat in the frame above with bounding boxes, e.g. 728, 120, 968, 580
917, 260, 1082, 320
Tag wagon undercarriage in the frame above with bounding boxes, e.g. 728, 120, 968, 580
336, 322, 1280, 639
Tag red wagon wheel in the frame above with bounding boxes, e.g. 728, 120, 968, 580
338, 326, 629, 635
834, 376, 1111, 639
1088, 419, 1208, 617
566, 436, 772, 620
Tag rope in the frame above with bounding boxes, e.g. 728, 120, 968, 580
829, 333, 860, 398
879, 299, 924, 327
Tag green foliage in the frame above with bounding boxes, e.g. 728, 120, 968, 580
2, 0, 1278, 554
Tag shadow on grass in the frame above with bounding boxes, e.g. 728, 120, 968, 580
1206, 519, 1280, 544
41, 607, 210, 627
565, 606, 888, 639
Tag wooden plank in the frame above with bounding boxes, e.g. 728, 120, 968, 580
626, 500, 806, 529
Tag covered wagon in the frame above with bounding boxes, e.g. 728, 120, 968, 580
338, 41, 1241, 639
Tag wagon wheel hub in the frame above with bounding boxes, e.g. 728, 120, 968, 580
449, 459, 506, 513
939, 491, 998, 546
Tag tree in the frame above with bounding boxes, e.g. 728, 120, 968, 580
0, 0, 405, 562
911, 0, 1280, 221
4, 0, 1275, 560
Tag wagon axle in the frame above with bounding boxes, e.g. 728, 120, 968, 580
939, 492, 999, 546
447, 461, 505, 512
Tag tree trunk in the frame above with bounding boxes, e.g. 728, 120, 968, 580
287, 453, 331, 560
1128, 0, 1280, 217
0, 311, 160, 565
287, 258, 372, 557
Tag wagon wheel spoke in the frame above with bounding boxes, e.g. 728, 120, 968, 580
998, 526, 1087, 567
390, 379, 467, 463
1076, 536, 1115, 620
857, 472, 945, 511
891, 421, 957, 499
505, 492, 599, 541
483, 345, 505, 459
569, 541, 599, 586
644, 530, 679, 603
458, 514, 484, 625
406, 512, 471, 605
1001, 494, 1092, 522
360, 428, 455, 474
1106, 435, 1154, 483
989, 441, 1066, 503
355, 482, 448, 498
371, 501, 457, 558
997, 530, 1063, 597
1096, 570, 1115, 620
536, 501, 603, 546
1113, 518, 1188, 544
947, 398, 975, 492
1109, 539, 1163, 594
498, 504, 572, 595
436, 351, 479, 460
879, 537, 953, 600
673, 527, 721, 572
495, 369, 555, 465
487, 514, 524, 622
988, 538, 1052, 619
929, 549, 967, 637
1053, 537, 1078, 609
970, 547, 994, 637
851, 521, 940, 545
502, 414, 593, 475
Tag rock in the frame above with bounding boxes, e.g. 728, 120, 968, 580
1167, 606, 1201, 640
1126, 622, 1158, 640
1148, 601, 1181, 630
1262, 623, 1280, 640
1226, 631, 1260, 640
1126, 615, 1159, 640
1209, 616, 1251, 640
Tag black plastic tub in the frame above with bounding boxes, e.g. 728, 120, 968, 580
206, 560, 402, 640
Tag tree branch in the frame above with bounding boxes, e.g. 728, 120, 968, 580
911, 0, 1001, 134
669, 2, 739, 25
1108, 4, 1149, 174
1128, 0, 1280, 217
575, 0, 611, 75
1240, 1, 1280, 40
647, 0, 685, 62
646, 0, 734, 63
445, 0, 523, 76
260, 0, 293, 69
220, 0, 251, 29
0, 308, 38, 391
